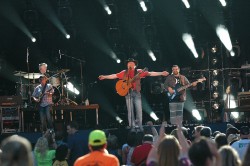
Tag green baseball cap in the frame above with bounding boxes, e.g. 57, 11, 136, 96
89, 130, 107, 146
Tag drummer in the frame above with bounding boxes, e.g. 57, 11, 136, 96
39, 63, 50, 78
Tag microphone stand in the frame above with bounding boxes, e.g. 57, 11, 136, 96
26, 47, 31, 104
59, 50, 85, 104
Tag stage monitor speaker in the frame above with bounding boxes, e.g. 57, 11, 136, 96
238, 92, 250, 107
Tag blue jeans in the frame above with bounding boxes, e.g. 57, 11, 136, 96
169, 102, 184, 124
125, 90, 142, 127
39, 105, 53, 131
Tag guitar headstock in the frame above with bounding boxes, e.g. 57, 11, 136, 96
197, 77, 206, 83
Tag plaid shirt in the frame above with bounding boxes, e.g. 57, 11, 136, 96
32, 83, 54, 107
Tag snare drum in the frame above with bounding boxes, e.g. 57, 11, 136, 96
50, 77, 60, 87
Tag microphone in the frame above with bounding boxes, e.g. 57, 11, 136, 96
59, 50, 61, 59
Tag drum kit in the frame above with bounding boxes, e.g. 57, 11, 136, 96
14, 69, 72, 105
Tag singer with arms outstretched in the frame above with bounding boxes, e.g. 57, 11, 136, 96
99, 58, 169, 129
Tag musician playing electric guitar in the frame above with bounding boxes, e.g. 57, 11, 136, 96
98, 58, 169, 129
32, 75, 54, 132
164, 65, 198, 124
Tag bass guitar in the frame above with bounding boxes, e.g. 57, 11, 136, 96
116, 67, 148, 96
167, 77, 206, 101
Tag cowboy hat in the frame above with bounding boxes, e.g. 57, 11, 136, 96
125, 58, 138, 66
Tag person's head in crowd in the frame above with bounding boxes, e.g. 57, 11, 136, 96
240, 126, 250, 139
66, 121, 79, 135
188, 137, 218, 166
227, 134, 240, 145
192, 125, 204, 140
34, 137, 49, 158
215, 133, 228, 149
157, 135, 181, 166
200, 126, 212, 138
219, 145, 241, 166
127, 131, 137, 147
88, 130, 107, 151
171, 127, 190, 140
107, 134, 119, 150
242, 144, 250, 166
213, 131, 221, 138
226, 125, 239, 139
135, 131, 144, 146
55, 144, 68, 162
1, 135, 33, 166
142, 134, 153, 144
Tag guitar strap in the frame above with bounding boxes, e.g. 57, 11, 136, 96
39, 83, 48, 103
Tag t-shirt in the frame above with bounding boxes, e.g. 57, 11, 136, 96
34, 150, 56, 166
231, 139, 250, 160
131, 143, 153, 166
116, 69, 148, 91
74, 150, 119, 166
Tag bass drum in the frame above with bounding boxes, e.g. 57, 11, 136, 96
52, 86, 61, 104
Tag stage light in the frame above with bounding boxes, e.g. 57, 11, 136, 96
216, 25, 233, 52
211, 46, 217, 53
147, 50, 156, 61
213, 91, 219, 99
31, 37, 36, 42
219, 0, 227, 7
116, 59, 121, 64
65, 34, 70, 39
213, 80, 219, 87
213, 103, 219, 110
212, 58, 218, 65
115, 116, 123, 123
139, 0, 147, 12
192, 109, 202, 121
182, 33, 199, 58
182, 0, 190, 8
230, 50, 235, 57
64, 82, 80, 95
104, 5, 112, 15
149, 112, 159, 121
213, 70, 218, 76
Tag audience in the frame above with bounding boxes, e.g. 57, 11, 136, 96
215, 133, 228, 149
34, 137, 55, 166
218, 145, 241, 166
107, 134, 122, 164
231, 126, 250, 160
242, 143, 250, 166
1, 135, 33, 166
74, 129, 119, 166
53, 144, 69, 166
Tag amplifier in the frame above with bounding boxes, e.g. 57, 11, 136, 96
0, 96, 22, 106
238, 92, 250, 107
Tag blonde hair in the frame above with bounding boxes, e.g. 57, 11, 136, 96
35, 137, 49, 158
219, 145, 241, 166
157, 135, 180, 166
1, 135, 33, 166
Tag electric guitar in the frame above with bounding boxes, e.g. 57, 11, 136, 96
167, 77, 206, 101
116, 67, 148, 96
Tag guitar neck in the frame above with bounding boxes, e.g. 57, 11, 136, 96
130, 68, 147, 82
177, 83, 193, 92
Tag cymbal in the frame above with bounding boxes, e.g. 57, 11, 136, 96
13, 71, 27, 76
57, 69, 70, 73
23, 73, 43, 79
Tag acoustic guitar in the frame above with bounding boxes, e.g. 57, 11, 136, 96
167, 77, 206, 101
115, 68, 148, 96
